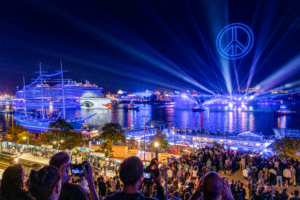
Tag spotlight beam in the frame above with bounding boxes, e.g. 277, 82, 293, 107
253, 54, 300, 97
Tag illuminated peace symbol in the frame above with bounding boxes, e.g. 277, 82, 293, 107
216, 23, 254, 59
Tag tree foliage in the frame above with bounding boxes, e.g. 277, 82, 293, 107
213, 141, 223, 149
35, 131, 55, 146
150, 130, 169, 150
7, 125, 28, 141
15, 131, 36, 145
273, 137, 300, 159
35, 118, 82, 150
98, 140, 113, 157
100, 123, 126, 143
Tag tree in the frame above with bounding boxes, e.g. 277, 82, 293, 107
150, 130, 169, 150
60, 131, 82, 150
34, 131, 55, 146
213, 141, 223, 149
273, 137, 300, 159
7, 125, 28, 141
100, 123, 126, 144
36, 118, 82, 150
98, 140, 113, 157
149, 94, 157, 102
15, 131, 36, 145
48, 118, 74, 134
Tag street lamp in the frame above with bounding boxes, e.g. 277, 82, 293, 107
154, 142, 159, 159
23, 136, 29, 146
142, 115, 146, 161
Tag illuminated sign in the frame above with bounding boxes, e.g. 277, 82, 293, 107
216, 23, 254, 59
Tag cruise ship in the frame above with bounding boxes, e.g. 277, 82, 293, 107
14, 80, 111, 109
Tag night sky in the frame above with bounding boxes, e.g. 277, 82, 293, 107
0, 0, 300, 95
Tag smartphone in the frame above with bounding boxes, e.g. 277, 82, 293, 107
71, 164, 85, 175
143, 173, 151, 179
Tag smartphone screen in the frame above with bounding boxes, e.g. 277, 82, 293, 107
143, 173, 151, 179
71, 164, 84, 174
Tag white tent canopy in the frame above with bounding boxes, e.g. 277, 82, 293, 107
238, 131, 262, 138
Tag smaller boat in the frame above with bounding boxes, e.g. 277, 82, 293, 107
192, 104, 207, 112
124, 102, 139, 110
274, 105, 297, 116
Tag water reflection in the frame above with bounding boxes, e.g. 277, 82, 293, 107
1, 104, 300, 135
278, 116, 286, 128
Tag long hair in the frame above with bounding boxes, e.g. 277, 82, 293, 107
1, 164, 26, 199
29, 165, 61, 200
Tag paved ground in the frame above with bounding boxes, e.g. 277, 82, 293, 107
220, 169, 300, 199
18, 153, 118, 178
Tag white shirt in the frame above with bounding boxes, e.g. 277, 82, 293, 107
283, 169, 292, 178
167, 170, 173, 178
243, 169, 249, 177
269, 168, 277, 175
111, 180, 117, 192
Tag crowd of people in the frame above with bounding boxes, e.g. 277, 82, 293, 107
0, 146, 299, 200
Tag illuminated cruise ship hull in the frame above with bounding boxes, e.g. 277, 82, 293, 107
13, 80, 108, 109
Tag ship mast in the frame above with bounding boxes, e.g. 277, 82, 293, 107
40, 62, 45, 120
23, 76, 27, 118
60, 61, 65, 119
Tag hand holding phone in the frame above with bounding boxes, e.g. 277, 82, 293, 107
143, 173, 151, 179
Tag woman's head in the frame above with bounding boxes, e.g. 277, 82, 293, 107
29, 165, 61, 200
1, 164, 26, 199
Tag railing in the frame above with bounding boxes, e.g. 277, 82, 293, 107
176, 132, 273, 143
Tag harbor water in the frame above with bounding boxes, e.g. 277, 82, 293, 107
1, 104, 300, 135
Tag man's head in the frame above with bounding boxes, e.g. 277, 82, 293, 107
200, 172, 223, 200
49, 152, 71, 185
294, 190, 299, 197
119, 156, 143, 188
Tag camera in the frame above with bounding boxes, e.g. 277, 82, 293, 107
144, 158, 159, 184
143, 173, 151, 179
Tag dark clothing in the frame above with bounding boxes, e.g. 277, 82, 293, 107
278, 194, 289, 200
276, 169, 283, 176
0, 191, 35, 200
105, 186, 166, 200
58, 182, 89, 200
98, 181, 107, 197
289, 198, 300, 200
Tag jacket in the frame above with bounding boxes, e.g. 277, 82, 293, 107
105, 185, 166, 200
